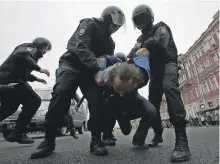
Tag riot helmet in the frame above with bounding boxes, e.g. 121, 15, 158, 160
115, 52, 127, 62
101, 6, 126, 34
132, 4, 154, 30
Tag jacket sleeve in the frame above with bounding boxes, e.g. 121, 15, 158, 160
127, 36, 142, 58
28, 74, 38, 82
142, 25, 170, 51
19, 54, 41, 71
75, 19, 101, 74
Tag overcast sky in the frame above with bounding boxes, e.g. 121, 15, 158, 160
0, 0, 219, 97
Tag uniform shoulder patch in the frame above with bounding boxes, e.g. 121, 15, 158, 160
79, 25, 87, 36
26, 47, 33, 52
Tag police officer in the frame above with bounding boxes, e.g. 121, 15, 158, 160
130, 4, 190, 163
0, 37, 51, 144
30, 6, 125, 158
115, 52, 127, 62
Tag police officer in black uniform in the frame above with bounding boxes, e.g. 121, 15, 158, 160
130, 4, 190, 163
30, 6, 126, 159
0, 37, 51, 144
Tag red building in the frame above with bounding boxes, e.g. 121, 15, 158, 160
160, 10, 219, 120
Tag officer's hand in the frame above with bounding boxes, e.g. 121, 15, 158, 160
95, 70, 103, 85
97, 58, 105, 65
135, 43, 141, 48
39, 68, 50, 77
136, 48, 150, 56
36, 78, 47, 84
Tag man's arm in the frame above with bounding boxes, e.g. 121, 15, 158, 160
75, 19, 101, 74
142, 26, 170, 51
18, 53, 41, 71
28, 74, 38, 82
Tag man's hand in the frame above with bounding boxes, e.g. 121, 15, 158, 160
95, 70, 103, 85
36, 78, 47, 84
97, 58, 105, 65
39, 68, 50, 77
136, 48, 150, 56
135, 43, 141, 48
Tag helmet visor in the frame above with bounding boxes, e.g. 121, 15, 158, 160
111, 12, 125, 26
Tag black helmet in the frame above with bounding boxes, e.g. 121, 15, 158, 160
32, 37, 52, 54
115, 52, 127, 62
132, 4, 154, 30
101, 6, 125, 27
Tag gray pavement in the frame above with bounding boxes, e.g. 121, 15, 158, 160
0, 127, 219, 164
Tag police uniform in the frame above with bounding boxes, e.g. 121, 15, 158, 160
131, 4, 190, 162
0, 43, 42, 142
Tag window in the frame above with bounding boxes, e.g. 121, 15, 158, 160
208, 101, 214, 108
202, 81, 210, 93
204, 59, 210, 67
197, 64, 203, 73
200, 46, 205, 54
210, 76, 218, 90
195, 85, 200, 97
196, 52, 200, 59
208, 37, 215, 46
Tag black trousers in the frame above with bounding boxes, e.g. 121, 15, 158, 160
104, 92, 156, 144
44, 67, 105, 141
0, 82, 41, 132
149, 62, 186, 136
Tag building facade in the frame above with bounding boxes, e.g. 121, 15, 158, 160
160, 10, 219, 120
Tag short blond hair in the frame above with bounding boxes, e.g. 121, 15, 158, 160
108, 63, 144, 86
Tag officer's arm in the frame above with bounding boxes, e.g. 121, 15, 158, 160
127, 36, 142, 58
28, 74, 38, 82
21, 54, 41, 71
75, 20, 101, 74
142, 26, 170, 51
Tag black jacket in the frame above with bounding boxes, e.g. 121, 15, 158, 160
128, 22, 178, 64
0, 43, 41, 84
59, 18, 115, 74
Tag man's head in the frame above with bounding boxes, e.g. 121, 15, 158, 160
32, 37, 52, 58
108, 63, 144, 95
100, 6, 126, 35
132, 4, 154, 31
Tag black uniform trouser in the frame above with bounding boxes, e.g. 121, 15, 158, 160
0, 82, 41, 132
149, 62, 186, 136
104, 92, 156, 144
44, 67, 105, 141
67, 108, 75, 130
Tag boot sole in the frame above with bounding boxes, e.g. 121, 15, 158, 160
90, 149, 108, 156
6, 139, 34, 144
30, 151, 53, 159
170, 156, 190, 163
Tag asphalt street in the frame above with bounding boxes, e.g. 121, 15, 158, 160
0, 127, 219, 164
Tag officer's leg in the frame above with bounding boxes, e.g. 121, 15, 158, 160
6, 83, 41, 144
0, 91, 20, 122
162, 63, 190, 162
79, 76, 108, 155
148, 75, 164, 147
31, 68, 79, 159
67, 109, 78, 139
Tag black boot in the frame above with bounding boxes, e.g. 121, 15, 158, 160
90, 141, 108, 155
30, 140, 56, 159
148, 135, 163, 147
6, 131, 34, 144
170, 127, 190, 163
70, 129, 79, 139
102, 137, 116, 146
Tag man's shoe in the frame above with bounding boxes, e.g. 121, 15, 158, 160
170, 127, 190, 163
30, 140, 55, 159
132, 140, 149, 149
70, 129, 79, 139
110, 132, 117, 141
102, 138, 116, 146
90, 141, 108, 155
148, 135, 163, 147
6, 132, 34, 144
